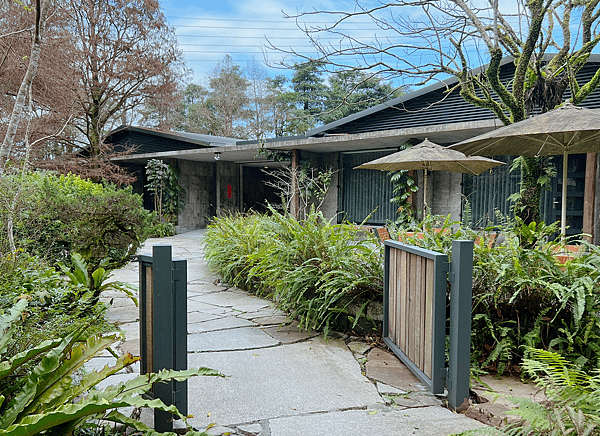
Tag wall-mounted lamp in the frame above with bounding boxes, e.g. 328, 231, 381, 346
214, 152, 221, 161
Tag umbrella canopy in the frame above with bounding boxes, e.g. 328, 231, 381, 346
355, 138, 504, 207
449, 102, 600, 239
355, 138, 504, 173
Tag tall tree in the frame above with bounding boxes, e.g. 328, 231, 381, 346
281, 61, 327, 135
0, 0, 52, 171
274, 0, 600, 223
68, 0, 186, 157
177, 56, 250, 139
320, 70, 403, 125
206, 55, 250, 138
246, 60, 273, 141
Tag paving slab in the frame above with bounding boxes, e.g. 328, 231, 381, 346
188, 299, 233, 314
118, 321, 140, 339
237, 309, 288, 320
120, 338, 140, 356
186, 337, 383, 428
188, 311, 224, 324
195, 291, 272, 312
187, 327, 280, 352
268, 407, 485, 436
186, 316, 254, 333
262, 323, 319, 344
247, 315, 292, 326
104, 305, 139, 323
365, 348, 426, 393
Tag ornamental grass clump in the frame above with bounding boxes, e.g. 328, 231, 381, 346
204, 207, 383, 335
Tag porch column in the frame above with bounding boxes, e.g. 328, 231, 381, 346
290, 149, 300, 220
583, 153, 597, 243
215, 161, 221, 216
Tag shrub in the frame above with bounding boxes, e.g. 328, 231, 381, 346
204, 208, 383, 335
0, 171, 153, 270
457, 348, 600, 436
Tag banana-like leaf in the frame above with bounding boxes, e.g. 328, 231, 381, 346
0, 367, 221, 436
0, 299, 29, 356
43, 353, 139, 412
0, 323, 87, 428
104, 410, 210, 436
90, 367, 223, 403
0, 338, 63, 382
23, 333, 126, 416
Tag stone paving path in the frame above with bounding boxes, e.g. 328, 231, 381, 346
92, 230, 485, 436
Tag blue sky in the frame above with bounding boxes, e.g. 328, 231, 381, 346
159, 0, 387, 85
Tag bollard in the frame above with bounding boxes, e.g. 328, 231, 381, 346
138, 245, 188, 432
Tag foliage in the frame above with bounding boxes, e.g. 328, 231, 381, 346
387, 145, 419, 225
392, 213, 600, 374
147, 218, 176, 238
0, 171, 153, 270
0, 300, 219, 436
320, 70, 404, 125
456, 349, 600, 436
263, 164, 336, 219
145, 159, 185, 224
58, 253, 138, 311
203, 208, 383, 335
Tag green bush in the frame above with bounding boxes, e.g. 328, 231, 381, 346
204, 208, 383, 335
0, 171, 153, 270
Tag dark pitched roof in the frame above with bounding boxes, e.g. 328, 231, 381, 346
106, 125, 239, 155
308, 55, 600, 137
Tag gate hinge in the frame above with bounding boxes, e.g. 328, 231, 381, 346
445, 368, 453, 390
444, 262, 455, 282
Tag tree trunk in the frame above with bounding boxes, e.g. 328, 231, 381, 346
0, 0, 50, 172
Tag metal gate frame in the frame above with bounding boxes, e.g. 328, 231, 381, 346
383, 240, 448, 395
383, 239, 473, 412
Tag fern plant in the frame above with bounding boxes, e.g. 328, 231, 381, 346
454, 348, 600, 436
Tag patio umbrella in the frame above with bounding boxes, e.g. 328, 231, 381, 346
355, 138, 504, 208
449, 102, 600, 238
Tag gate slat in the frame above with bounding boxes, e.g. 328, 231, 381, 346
414, 254, 422, 369
424, 258, 434, 378
389, 249, 397, 344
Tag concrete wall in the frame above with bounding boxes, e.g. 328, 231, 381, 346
177, 160, 215, 231
317, 152, 339, 221
431, 171, 463, 223
176, 160, 241, 231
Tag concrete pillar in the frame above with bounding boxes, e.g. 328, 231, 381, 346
290, 149, 300, 220
583, 153, 596, 243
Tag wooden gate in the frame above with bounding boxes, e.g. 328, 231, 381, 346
383, 239, 473, 411
383, 240, 448, 394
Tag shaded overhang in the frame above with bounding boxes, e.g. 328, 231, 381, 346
113, 118, 501, 166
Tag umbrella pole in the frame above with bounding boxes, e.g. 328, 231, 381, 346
423, 169, 428, 216
561, 151, 568, 242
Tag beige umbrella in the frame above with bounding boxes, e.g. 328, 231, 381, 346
449, 102, 600, 239
355, 138, 504, 207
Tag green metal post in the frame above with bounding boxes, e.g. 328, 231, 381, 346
447, 240, 474, 412
152, 245, 175, 432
